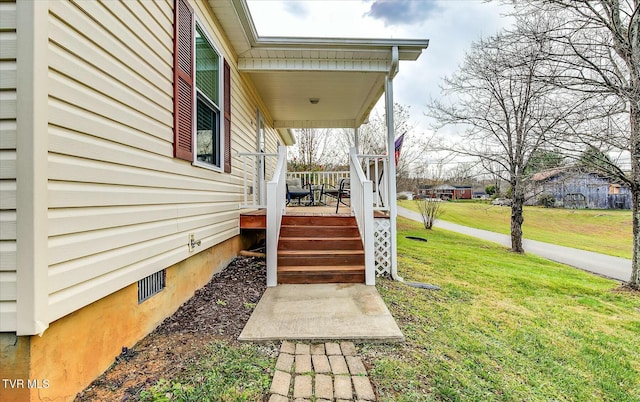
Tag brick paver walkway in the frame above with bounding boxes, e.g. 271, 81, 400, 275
268, 340, 376, 401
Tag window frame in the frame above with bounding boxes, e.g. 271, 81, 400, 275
192, 18, 225, 172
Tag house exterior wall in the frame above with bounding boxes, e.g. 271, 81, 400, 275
0, 0, 279, 334
0, 236, 249, 402
0, 0, 18, 332
453, 188, 472, 200
417, 186, 472, 200
546, 174, 609, 208
532, 172, 632, 209
47, 0, 237, 326
2, 0, 281, 398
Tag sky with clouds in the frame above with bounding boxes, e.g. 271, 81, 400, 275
246, 0, 516, 148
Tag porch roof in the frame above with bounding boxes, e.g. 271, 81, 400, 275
208, 0, 429, 135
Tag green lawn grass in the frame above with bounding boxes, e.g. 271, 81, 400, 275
139, 340, 275, 402
363, 218, 640, 402
137, 216, 638, 401
398, 200, 633, 259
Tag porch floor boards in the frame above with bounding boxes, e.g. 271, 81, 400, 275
239, 205, 388, 230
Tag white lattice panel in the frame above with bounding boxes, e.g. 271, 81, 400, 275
374, 218, 391, 276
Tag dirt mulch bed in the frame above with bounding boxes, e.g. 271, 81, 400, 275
75, 256, 267, 402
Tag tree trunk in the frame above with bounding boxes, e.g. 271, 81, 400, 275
510, 192, 525, 253
629, 101, 640, 289
631, 187, 640, 289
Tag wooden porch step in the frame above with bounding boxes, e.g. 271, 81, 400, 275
278, 249, 365, 266
280, 225, 360, 238
278, 236, 362, 250
239, 210, 266, 229
274, 214, 365, 284
281, 215, 357, 226
278, 265, 365, 284
278, 265, 364, 272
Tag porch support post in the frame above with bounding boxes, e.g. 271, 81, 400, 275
354, 127, 359, 153
386, 47, 403, 282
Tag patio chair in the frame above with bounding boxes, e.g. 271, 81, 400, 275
286, 178, 314, 205
321, 178, 350, 213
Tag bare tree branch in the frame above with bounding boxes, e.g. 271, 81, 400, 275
427, 27, 577, 253
502, 0, 639, 288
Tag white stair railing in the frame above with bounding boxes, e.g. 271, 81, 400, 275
238, 151, 278, 209
349, 147, 375, 285
266, 146, 287, 287
357, 154, 389, 212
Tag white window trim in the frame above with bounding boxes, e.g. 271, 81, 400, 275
192, 17, 225, 172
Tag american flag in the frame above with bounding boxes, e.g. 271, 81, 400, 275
394, 134, 405, 166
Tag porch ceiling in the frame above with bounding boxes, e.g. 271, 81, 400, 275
245, 70, 386, 129
208, 0, 429, 130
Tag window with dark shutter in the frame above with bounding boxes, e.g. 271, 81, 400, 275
194, 25, 222, 167
224, 60, 231, 173
173, 0, 194, 161
173, 0, 230, 172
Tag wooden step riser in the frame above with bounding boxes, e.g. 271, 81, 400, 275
278, 255, 365, 266
280, 226, 360, 238
277, 215, 364, 283
239, 214, 266, 229
278, 271, 365, 284
278, 238, 363, 251
282, 216, 357, 227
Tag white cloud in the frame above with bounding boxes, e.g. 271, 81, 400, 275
365, 0, 441, 26
281, 1, 309, 18
248, 0, 385, 38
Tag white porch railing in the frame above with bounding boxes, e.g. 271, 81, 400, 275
286, 171, 350, 187
266, 146, 287, 287
349, 147, 375, 285
238, 151, 278, 209
287, 166, 389, 212
358, 154, 389, 212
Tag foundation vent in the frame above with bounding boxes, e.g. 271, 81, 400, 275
138, 269, 166, 303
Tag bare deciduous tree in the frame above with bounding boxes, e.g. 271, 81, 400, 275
336, 103, 434, 190
512, 0, 639, 288
427, 29, 578, 253
288, 128, 337, 171
444, 162, 478, 184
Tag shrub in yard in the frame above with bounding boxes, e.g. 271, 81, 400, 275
537, 193, 556, 208
485, 184, 497, 196
415, 198, 443, 229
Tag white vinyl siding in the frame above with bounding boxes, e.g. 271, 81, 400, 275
40, 0, 281, 326
0, 0, 17, 331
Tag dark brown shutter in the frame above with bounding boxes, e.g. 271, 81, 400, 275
173, 0, 194, 161
223, 60, 232, 173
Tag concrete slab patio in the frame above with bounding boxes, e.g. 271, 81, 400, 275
238, 283, 404, 342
